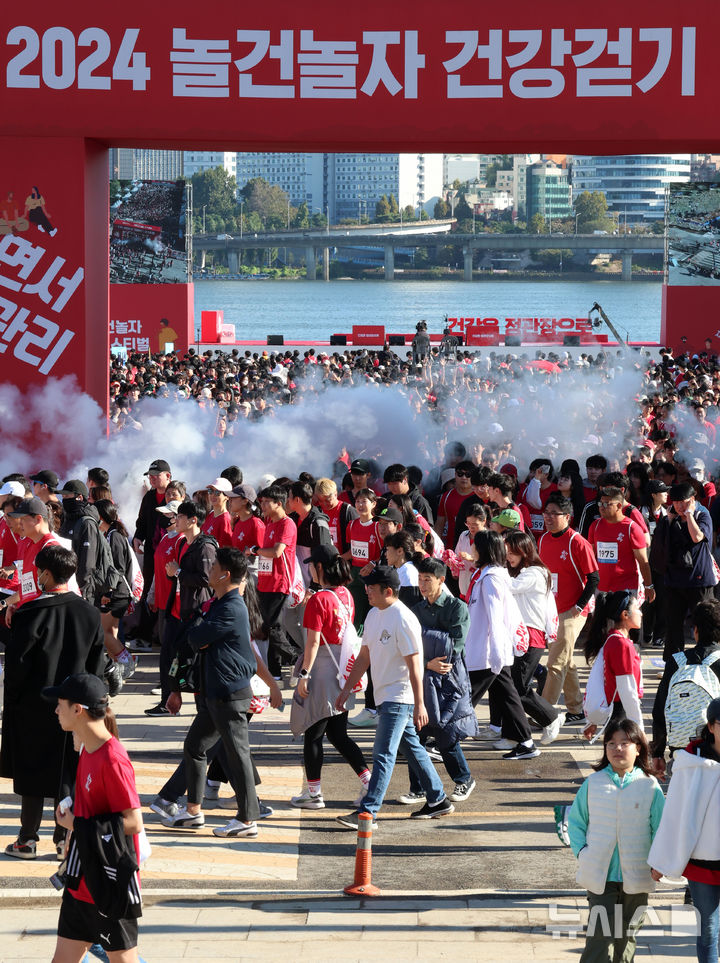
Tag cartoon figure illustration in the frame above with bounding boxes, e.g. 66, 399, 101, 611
158, 317, 177, 353
0, 192, 29, 235
24, 186, 57, 237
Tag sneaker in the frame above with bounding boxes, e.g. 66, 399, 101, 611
348, 708, 378, 728
161, 807, 204, 828
150, 797, 179, 819
554, 804, 570, 846
472, 725, 501, 740
4, 839, 37, 860
145, 703, 170, 717
651, 636, 665, 649
258, 801, 274, 819
564, 712, 587, 725
502, 743, 541, 760
126, 638, 153, 651
151, 687, 162, 696
398, 790, 426, 806
336, 810, 378, 830
203, 784, 221, 801
425, 746, 443, 761
104, 660, 123, 696
213, 819, 258, 838
410, 797, 455, 819
541, 712, 566, 745
117, 652, 138, 681
449, 778, 476, 802
493, 738, 517, 750
290, 789, 325, 810
56, 840, 66, 860
216, 795, 239, 810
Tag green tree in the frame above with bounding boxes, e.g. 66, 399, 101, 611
434, 198, 451, 219
311, 211, 328, 228
191, 167, 238, 226
529, 213, 546, 234
375, 195, 391, 222
402, 204, 415, 221
240, 177, 292, 231
419, 209, 429, 221
388, 194, 399, 214
574, 190, 609, 228
535, 249, 573, 269
293, 201, 310, 229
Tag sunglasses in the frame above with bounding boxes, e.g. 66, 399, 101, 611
455, 470, 472, 478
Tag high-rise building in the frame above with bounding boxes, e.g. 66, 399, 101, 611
236, 153, 325, 215
525, 161, 572, 225
183, 151, 236, 180
512, 154, 541, 217
571, 155, 691, 222
109, 149, 183, 180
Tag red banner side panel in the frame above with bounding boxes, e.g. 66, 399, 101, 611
110, 282, 194, 356
661, 284, 720, 355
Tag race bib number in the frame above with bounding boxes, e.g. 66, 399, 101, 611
596, 541, 618, 564
530, 513, 544, 532
351, 539, 369, 561
0, 550, 3, 567
551, 572, 558, 594
258, 555, 273, 575
21, 570, 36, 598
330, 525, 338, 547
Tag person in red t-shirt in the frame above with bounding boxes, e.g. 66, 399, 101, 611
487, 472, 531, 532
0, 494, 23, 595
228, 484, 266, 574
582, 591, 644, 741
537, 493, 600, 722
314, 478, 358, 554
202, 478, 233, 548
4, 497, 59, 623
589, 488, 654, 602
290, 545, 370, 810
247, 485, 299, 678
47, 673, 143, 960
521, 460, 559, 537
435, 461, 475, 548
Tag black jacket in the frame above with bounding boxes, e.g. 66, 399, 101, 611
294, 507, 333, 551
133, 488, 170, 557
174, 533, 217, 621
380, 486, 434, 525
66, 812, 142, 919
187, 591, 256, 700
60, 501, 118, 602
0, 593, 104, 796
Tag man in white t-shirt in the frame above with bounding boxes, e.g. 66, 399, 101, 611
335, 566, 454, 828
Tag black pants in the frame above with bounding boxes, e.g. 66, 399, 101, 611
511, 648, 558, 728
303, 713, 368, 782
641, 568, 666, 645
184, 692, 259, 822
258, 591, 298, 675
20, 795, 65, 844
469, 666, 532, 743
160, 614, 188, 703
663, 584, 715, 660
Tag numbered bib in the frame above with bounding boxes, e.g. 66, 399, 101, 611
530, 514, 544, 532
351, 539, 369, 561
329, 525, 338, 547
257, 555, 273, 575
0, 549, 3, 567
596, 541, 618, 564
21, 570, 36, 598
551, 572, 558, 594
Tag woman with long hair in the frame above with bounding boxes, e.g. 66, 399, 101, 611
583, 590, 644, 739
290, 546, 370, 809
384, 530, 424, 607
556, 459, 587, 527
465, 530, 540, 760
94, 499, 134, 674
504, 530, 564, 745
568, 720, 664, 963
455, 502, 491, 599
626, 463, 650, 509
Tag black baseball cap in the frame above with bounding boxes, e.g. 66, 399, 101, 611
144, 459, 171, 475
8, 496, 48, 519
302, 544, 339, 569
41, 673, 108, 709
229, 484, 257, 504
362, 565, 400, 590
670, 481, 695, 501
30, 470, 59, 491
58, 479, 89, 499
350, 459, 371, 474
647, 480, 669, 494
373, 506, 403, 525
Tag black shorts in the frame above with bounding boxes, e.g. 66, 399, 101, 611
58, 891, 138, 952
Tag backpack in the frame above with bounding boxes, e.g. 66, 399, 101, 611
583, 643, 616, 734
665, 650, 720, 748
320, 589, 367, 693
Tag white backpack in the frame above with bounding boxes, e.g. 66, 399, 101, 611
583, 643, 616, 731
665, 650, 720, 749
321, 590, 367, 693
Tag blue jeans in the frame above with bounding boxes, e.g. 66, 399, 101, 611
688, 879, 720, 963
409, 736, 471, 793
360, 702, 445, 817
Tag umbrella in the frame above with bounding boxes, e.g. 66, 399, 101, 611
528, 360, 561, 373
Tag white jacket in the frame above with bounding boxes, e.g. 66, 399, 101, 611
508, 566, 551, 632
465, 566, 523, 674
648, 746, 720, 879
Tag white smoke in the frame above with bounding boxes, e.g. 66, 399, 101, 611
0, 355, 651, 525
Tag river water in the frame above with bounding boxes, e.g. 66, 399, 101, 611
193, 278, 663, 343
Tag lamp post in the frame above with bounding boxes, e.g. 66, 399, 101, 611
575, 212, 580, 235
202, 205, 206, 234
239, 200, 244, 240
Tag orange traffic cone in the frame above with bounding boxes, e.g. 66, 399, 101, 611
343, 812, 381, 897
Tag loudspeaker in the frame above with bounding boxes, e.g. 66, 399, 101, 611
388, 334, 406, 346
267, 335, 284, 346
563, 334, 581, 347
505, 334, 522, 347
330, 334, 347, 346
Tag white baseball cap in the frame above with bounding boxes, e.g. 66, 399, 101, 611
0, 481, 26, 497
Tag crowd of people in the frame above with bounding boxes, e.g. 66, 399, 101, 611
4, 338, 720, 960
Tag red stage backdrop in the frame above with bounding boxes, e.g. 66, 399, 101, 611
2, 0, 719, 409
110, 283, 193, 356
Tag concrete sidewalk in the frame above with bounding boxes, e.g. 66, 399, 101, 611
0, 892, 698, 961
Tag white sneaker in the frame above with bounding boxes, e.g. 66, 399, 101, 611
493, 738, 517, 750
213, 819, 258, 838
353, 789, 368, 808
290, 789, 325, 809
203, 783, 221, 801
541, 711, 566, 745
473, 725, 501, 740
397, 790, 426, 805
348, 708, 378, 728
